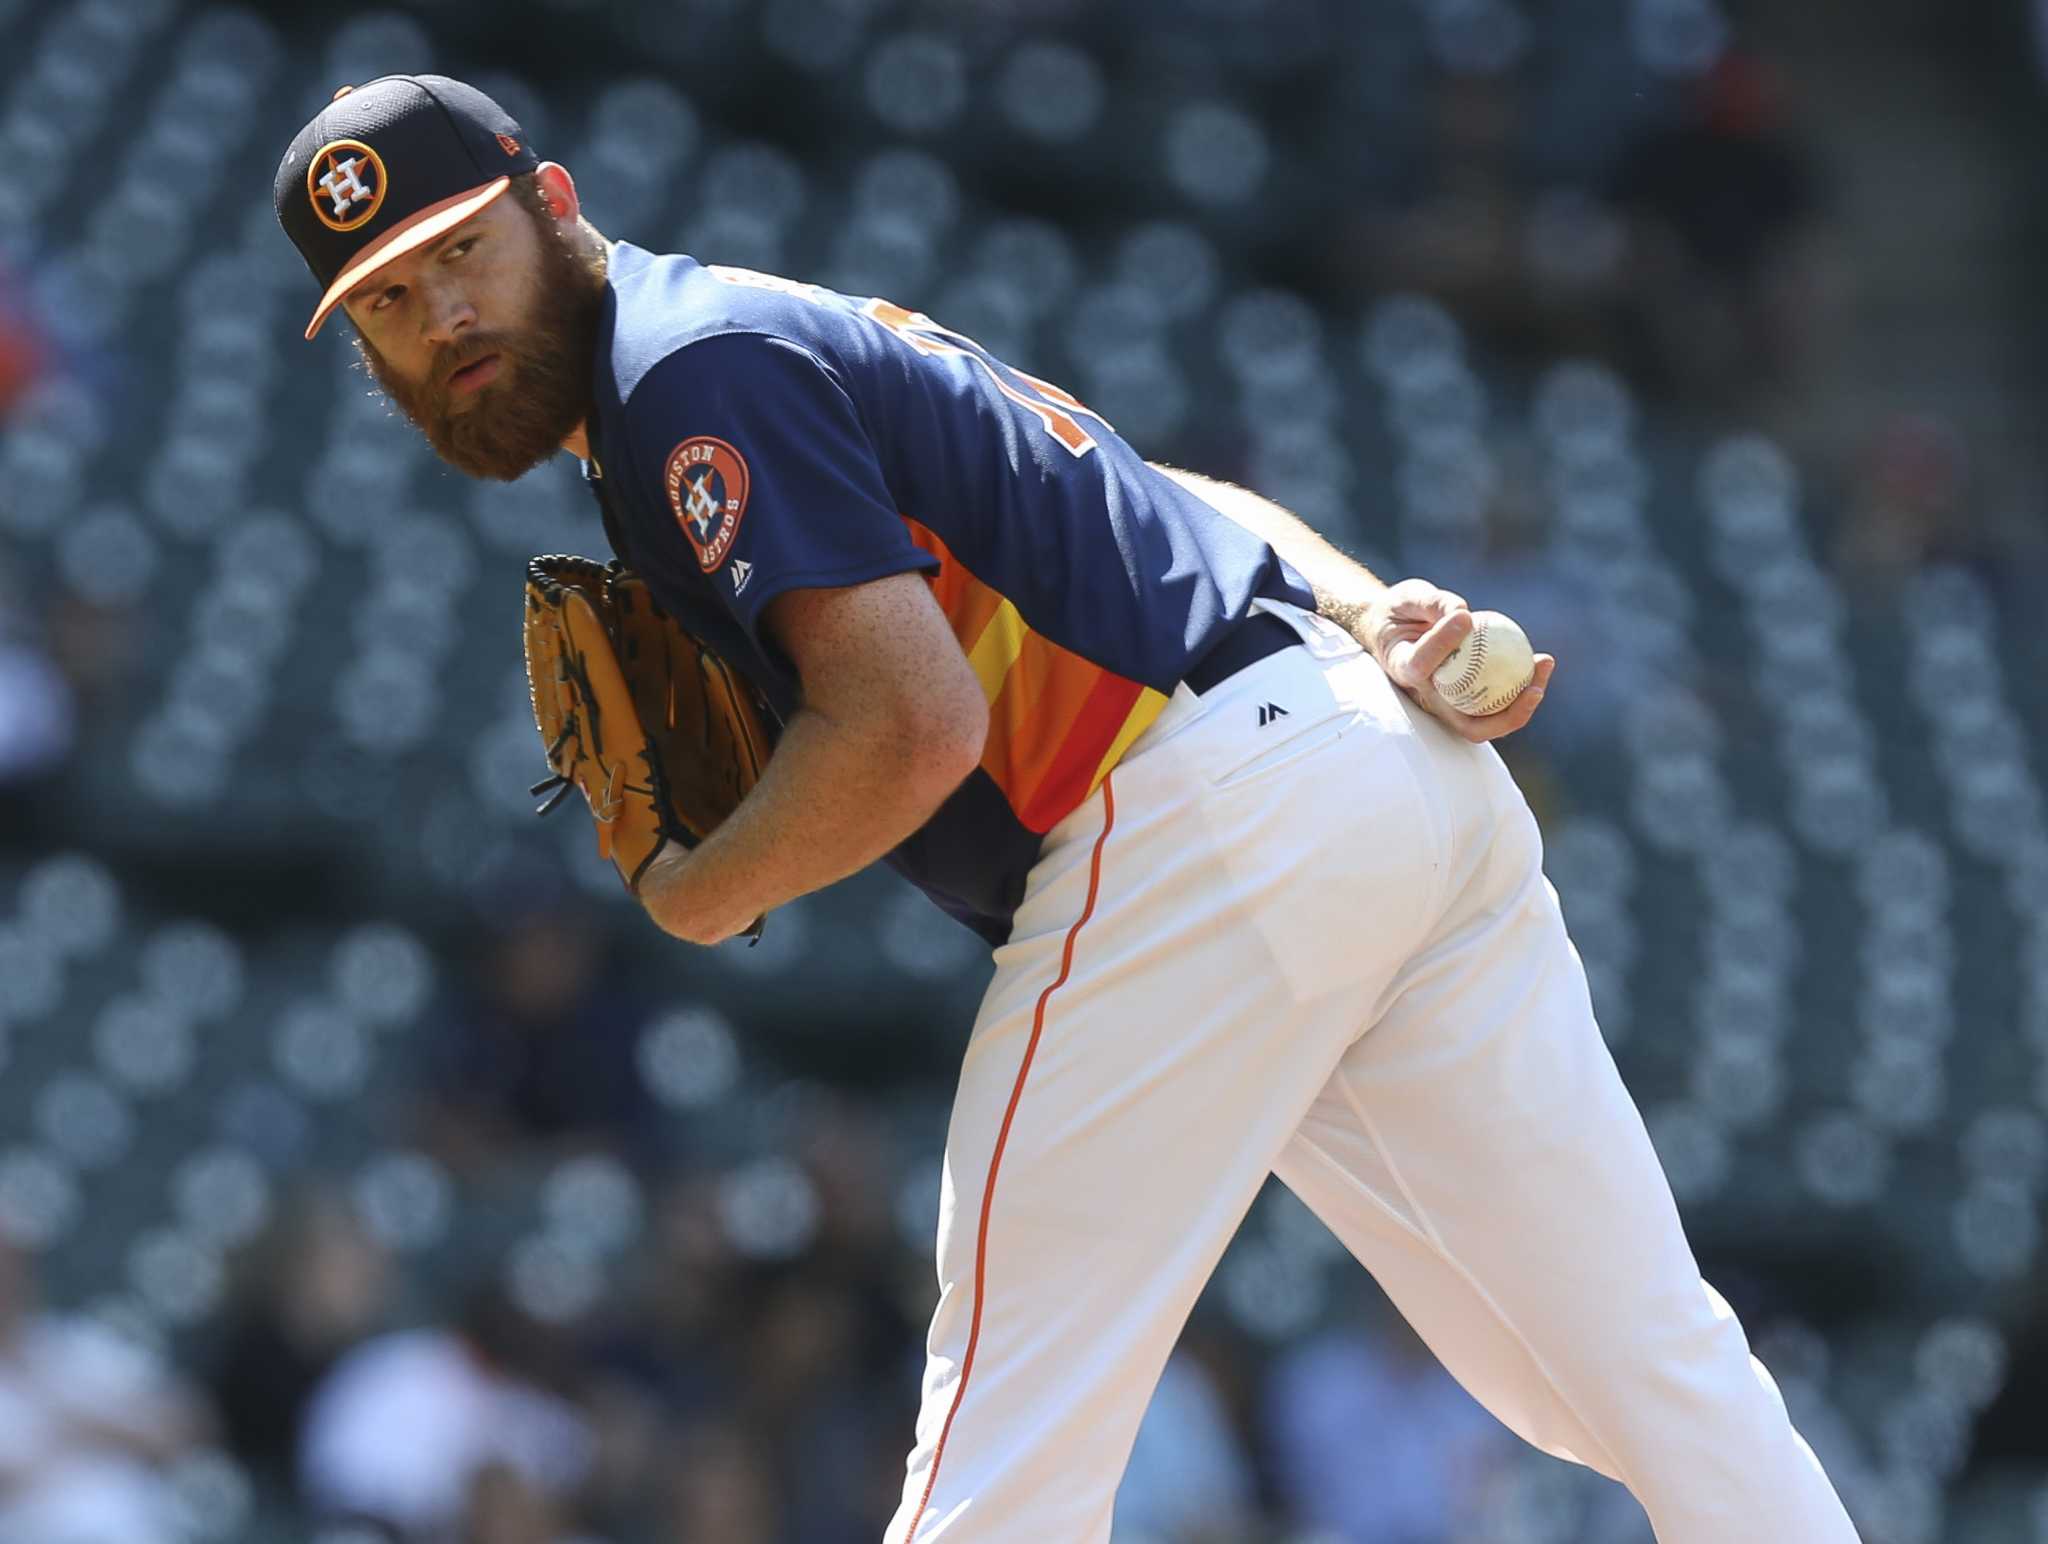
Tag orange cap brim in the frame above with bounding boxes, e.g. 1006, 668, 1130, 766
302, 176, 514, 340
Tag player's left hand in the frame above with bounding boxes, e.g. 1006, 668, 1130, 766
1363, 578, 1556, 743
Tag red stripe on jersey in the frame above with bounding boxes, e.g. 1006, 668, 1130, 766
1007, 661, 1152, 833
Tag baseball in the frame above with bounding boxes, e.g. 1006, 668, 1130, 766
1431, 611, 1536, 715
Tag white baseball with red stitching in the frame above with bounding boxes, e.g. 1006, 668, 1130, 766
1431, 610, 1535, 715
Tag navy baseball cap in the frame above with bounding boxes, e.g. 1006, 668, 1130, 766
275, 74, 540, 340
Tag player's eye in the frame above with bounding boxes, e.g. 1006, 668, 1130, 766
371, 283, 406, 312
445, 236, 479, 261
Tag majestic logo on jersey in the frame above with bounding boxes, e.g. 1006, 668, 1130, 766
731, 559, 754, 595
665, 437, 751, 573
307, 139, 387, 232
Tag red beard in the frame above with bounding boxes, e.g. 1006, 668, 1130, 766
358, 215, 604, 483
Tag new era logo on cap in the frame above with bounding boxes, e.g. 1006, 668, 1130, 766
273, 74, 541, 339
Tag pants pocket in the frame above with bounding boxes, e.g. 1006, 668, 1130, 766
1201, 716, 1440, 1004
1206, 711, 1353, 792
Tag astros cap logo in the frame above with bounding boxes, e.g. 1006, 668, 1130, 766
307, 139, 387, 232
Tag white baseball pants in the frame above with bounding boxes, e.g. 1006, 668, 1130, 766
886, 605, 1860, 1544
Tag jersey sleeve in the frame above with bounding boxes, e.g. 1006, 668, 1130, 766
616, 330, 937, 649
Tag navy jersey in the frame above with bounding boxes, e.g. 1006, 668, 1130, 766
581, 241, 1314, 943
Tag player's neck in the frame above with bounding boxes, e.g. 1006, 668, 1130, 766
561, 421, 591, 461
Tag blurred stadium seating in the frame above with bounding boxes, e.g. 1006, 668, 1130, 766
3, 0, 2048, 1540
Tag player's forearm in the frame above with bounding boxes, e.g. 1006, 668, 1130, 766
637, 701, 980, 944
1151, 463, 1387, 641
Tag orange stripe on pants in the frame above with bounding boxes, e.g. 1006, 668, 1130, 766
898, 775, 1119, 1543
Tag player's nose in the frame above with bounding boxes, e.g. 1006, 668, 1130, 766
421, 288, 478, 347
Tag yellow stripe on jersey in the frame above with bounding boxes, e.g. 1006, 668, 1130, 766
965, 595, 1027, 705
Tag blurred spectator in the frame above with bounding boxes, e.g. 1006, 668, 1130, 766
1347, 73, 1628, 368
1362, 76, 1532, 349
1114, 1345, 1261, 1541
1610, 50, 1832, 405
414, 909, 664, 1172
761, 1104, 923, 1536
585, 1175, 749, 1421
1828, 411, 2043, 604
800, 1097, 903, 1264
0, 259, 47, 422
747, 1268, 917, 1540
298, 1285, 594, 1541
0, 1233, 213, 1544
560, 1371, 667, 1543
0, 563, 76, 796
458, 1460, 577, 1544
207, 1187, 395, 1487
654, 1418, 780, 1544
573, 1178, 752, 1538
1261, 1297, 1514, 1543
573, 1130, 925, 1542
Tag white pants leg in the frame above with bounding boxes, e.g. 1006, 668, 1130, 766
887, 622, 1444, 1543
1270, 679, 1862, 1542
886, 611, 1858, 1543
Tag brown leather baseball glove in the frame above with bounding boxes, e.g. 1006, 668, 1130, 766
523, 556, 773, 920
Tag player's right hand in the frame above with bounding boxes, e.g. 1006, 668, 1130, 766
1364, 579, 1555, 744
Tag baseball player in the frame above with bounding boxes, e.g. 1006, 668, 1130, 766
275, 78, 1862, 1542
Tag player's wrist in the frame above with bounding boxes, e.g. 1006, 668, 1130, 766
638, 833, 771, 946
1312, 584, 1380, 653
634, 845, 697, 938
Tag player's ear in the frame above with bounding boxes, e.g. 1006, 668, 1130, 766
530, 162, 581, 226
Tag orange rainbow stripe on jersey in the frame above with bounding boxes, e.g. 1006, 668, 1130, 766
903, 517, 1167, 833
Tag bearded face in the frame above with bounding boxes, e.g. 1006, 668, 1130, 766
355, 195, 606, 482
